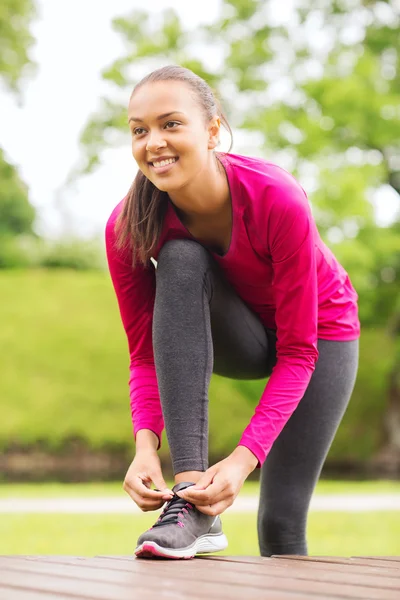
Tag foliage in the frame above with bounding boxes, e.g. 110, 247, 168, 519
0, 235, 106, 270
78, 0, 400, 457
0, 270, 394, 467
0, 0, 37, 261
37, 238, 107, 271
0, 0, 36, 92
0, 149, 35, 237
79, 0, 400, 328
0, 235, 32, 268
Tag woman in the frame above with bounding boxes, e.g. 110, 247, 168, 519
105, 65, 360, 559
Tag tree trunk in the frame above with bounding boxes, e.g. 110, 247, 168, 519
373, 305, 400, 475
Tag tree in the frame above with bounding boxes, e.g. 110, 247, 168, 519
80, 0, 400, 468
0, 0, 36, 92
0, 0, 37, 249
0, 148, 35, 235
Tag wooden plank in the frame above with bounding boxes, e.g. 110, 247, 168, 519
349, 558, 400, 569
3, 555, 399, 583
0, 556, 87, 564
90, 556, 400, 590
0, 560, 313, 600
0, 574, 149, 600
0, 570, 207, 600
0, 589, 77, 600
0, 557, 315, 600
282, 556, 399, 570
0, 557, 397, 600
272, 556, 400, 571
200, 556, 400, 578
355, 557, 400, 564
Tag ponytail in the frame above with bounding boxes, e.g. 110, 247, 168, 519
115, 171, 168, 267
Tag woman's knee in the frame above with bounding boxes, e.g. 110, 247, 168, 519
156, 239, 210, 284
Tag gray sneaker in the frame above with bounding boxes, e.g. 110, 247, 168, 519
134, 482, 228, 559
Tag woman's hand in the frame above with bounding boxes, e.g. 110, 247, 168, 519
177, 446, 258, 516
123, 449, 173, 512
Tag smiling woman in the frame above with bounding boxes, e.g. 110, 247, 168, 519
105, 64, 360, 560
119, 66, 233, 264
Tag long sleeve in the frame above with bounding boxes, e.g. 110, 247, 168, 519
238, 178, 319, 466
105, 205, 164, 446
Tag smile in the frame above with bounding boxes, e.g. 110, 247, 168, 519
149, 157, 179, 174
152, 157, 177, 167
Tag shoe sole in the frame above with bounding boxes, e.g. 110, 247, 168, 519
135, 532, 228, 559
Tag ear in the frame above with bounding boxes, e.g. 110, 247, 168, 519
207, 116, 221, 149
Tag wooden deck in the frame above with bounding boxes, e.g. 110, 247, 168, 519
0, 555, 399, 599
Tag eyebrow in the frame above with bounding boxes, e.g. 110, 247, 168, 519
128, 111, 185, 124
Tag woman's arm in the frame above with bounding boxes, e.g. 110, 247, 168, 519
135, 429, 159, 452
105, 204, 164, 449
239, 176, 319, 466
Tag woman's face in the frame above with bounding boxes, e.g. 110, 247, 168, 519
128, 80, 219, 193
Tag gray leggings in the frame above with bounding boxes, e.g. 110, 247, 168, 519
153, 239, 359, 556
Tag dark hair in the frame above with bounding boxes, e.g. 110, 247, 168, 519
115, 65, 233, 267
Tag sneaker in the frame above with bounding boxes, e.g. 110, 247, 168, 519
134, 481, 228, 559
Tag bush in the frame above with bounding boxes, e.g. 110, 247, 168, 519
38, 239, 106, 270
0, 270, 393, 470
0, 235, 33, 268
0, 236, 106, 270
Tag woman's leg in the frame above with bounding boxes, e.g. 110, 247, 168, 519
153, 239, 274, 477
257, 338, 359, 556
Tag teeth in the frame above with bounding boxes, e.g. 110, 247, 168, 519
153, 158, 176, 168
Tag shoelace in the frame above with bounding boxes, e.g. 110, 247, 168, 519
152, 493, 194, 528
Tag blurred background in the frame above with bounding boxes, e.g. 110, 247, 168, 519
0, 0, 399, 556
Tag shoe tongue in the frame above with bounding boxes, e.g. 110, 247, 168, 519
172, 481, 195, 494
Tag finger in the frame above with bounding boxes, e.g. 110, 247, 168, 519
191, 470, 215, 490
154, 487, 174, 500
124, 485, 166, 511
181, 481, 228, 505
177, 470, 216, 501
197, 499, 231, 516
137, 473, 173, 497
196, 487, 234, 507
125, 475, 171, 501
152, 475, 173, 496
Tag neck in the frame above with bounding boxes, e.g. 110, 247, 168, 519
168, 153, 230, 225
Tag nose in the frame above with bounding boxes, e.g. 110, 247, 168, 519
146, 130, 167, 152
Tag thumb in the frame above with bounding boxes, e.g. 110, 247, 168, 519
152, 473, 172, 494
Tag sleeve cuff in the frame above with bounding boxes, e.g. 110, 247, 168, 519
237, 435, 270, 469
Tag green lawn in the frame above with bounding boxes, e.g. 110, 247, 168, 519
0, 481, 399, 556
0, 479, 399, 497
1, 512, 399, 556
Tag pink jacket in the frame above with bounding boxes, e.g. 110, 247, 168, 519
106, 152, 360, 465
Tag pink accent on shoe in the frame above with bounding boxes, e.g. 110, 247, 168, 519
135, 542, 194, 560
177, 521, 184, 528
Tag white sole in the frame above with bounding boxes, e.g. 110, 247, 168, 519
135, 532, 228, 559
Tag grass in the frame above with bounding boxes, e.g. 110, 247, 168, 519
1, 512, 399, 556
0, 479, 399, 498
0, 481, 399, 556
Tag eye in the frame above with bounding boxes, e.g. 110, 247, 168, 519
132, 127, 146, 136
164, 121, 180, 129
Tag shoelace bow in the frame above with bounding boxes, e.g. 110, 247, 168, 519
153, 493, 194, 528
